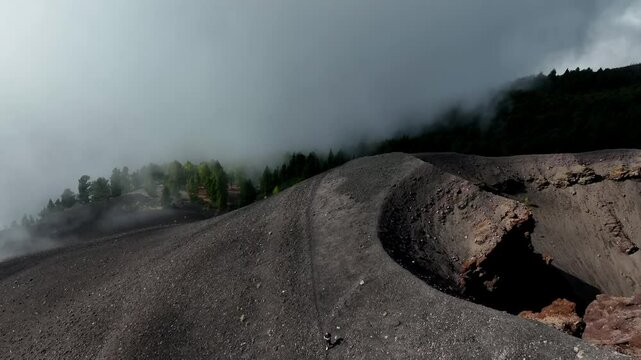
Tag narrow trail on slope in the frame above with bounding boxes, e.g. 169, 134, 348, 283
303, 174, 330, 359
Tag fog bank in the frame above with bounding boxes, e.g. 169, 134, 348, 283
1, 0, 640, 225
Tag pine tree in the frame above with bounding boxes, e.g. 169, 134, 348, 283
198, 162, 212, 188
210, 161, 228, 210
78, 175, 91, 203
91, 177, 111, 202
240, 179, 257, 207
110, 168, 123, 197
47, 199, 56, 212
60, 188, 76, 208
259, 167, 273, 198
186, 177, 199, 202
167, 160, 186, 193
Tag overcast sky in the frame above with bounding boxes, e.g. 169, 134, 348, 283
1, 0, 641, 226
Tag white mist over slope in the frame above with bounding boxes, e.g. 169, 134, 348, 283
0, 227, 59, 262
0, 0, 640, 225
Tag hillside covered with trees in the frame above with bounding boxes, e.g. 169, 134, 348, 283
377, 63, 641, 156
9, 150, 349, 231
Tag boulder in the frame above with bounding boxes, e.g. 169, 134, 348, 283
583, 294, 641, 357
552, 165, 601, 188
519, 298, 583, 336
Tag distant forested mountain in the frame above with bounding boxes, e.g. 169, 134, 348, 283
377, 63, 641, 155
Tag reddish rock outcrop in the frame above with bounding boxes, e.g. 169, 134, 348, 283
519, 298, 583, 336
583, 294, 641, 357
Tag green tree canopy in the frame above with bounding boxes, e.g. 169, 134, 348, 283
110, 168, 123, 197
60, 188, 76, 208
259, 166, 273, 198
209, 161, 228, 210
47, 199, 56, 211
91, 177, 111, 202
239, 179, 257, 207
167, 160, 186, 193
197, 162, 212, 187
78, 175, 91, 203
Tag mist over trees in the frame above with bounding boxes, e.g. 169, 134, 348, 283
160, 186, 172, 209
12, 149, 349, 230
258, 151, 348, 198
377, 64, 641, 156
239, 179, 257, 207
20, 63, 641, 230
110, 168, 124, 197
60, 189, 76, 209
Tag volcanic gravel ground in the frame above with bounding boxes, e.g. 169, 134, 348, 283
0, 153, 629, 359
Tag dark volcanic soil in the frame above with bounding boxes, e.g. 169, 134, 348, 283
0, 152, 631, 359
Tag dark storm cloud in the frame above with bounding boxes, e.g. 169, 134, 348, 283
0, 0, 637, 225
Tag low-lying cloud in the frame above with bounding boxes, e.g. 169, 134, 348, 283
0, 227, 59, 262
0, 0, 639, 226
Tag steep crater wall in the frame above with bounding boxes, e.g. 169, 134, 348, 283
379, 163, 601, 320
419, 151, 641, 297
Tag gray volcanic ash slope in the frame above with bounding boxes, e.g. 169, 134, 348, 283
0, 153, 631, 359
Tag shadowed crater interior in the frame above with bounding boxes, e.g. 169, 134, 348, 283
377, 163, 620, 334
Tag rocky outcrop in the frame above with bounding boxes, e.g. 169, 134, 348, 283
534, 176, 551, 190
604, 209, 639, 255
519, 298, 584, 336
583, 294, 641, 357
533, 163, 641, 189
459, 203, 534, 296
552, 165, 601, 188
606, 164, 641, 181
